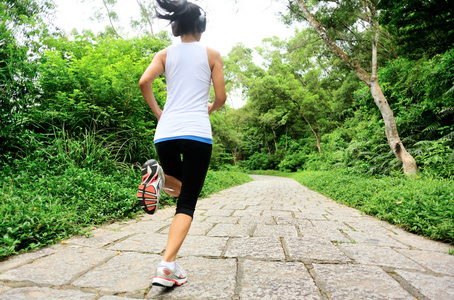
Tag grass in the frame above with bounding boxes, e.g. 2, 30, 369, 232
288, 170, 454, 245
0, 157, 252, 259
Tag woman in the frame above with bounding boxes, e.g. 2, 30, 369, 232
137, 0, 226, 287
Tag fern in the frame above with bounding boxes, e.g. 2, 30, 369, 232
445, 85, 454, 96
422, 122, 441, 134
442, 131, 454, 141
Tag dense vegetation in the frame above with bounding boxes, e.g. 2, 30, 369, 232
1, 0, 453, 256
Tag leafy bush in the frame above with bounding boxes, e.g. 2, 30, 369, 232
1, 159, 140, 258
0, 154, 252, 258
10, 33, 170, 164
413, 139, 454, 179
278, 139, 309, 172
241, 152, 278, 170
278, 151, 306, 172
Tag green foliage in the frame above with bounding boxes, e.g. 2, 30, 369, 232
0, 9, 41, 155
0, 0, 55, 24
379, 0, 454, 59
282, 49, 454, 177
222, 30, 363, 172
293, 170, 454, 244
0, 152, 252, 258
0, 157, 141, 258
285, 0, 396, 68
239, 152, 277, 171
377, 50, 454, 140
209, 108, 243, 169
413, 140, 454, 179
278, 139, 311, 172
9, 33, 170, 164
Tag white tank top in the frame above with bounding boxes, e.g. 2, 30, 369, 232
154, 42, 212, 143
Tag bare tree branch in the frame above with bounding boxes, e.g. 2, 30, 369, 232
135, 0, 154, 36
102, 0, 123, 39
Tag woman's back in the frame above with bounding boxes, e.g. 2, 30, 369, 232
164, 42, 211, 114
154, 42, 212, 142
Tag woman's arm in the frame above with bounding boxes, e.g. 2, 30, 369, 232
207, 47, 226, 115
139, 49, 167, 120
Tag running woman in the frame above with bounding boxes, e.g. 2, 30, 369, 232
137, 0, 226, 287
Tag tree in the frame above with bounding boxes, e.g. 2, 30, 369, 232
82, 0, 157, 38
132, 0, 156, 36
210, 107, 245, 166
0, 0, 54, 154
290, 0, 418, 175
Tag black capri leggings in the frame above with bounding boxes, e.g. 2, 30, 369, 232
155, 139, 212, 218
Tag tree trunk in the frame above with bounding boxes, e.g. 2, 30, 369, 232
102, 0, 123, 39
285, 125, 288, 151
135, 0, 154, 36
299, 110, 322, 155
264, 126, 271, 155
297, 0, 417, 175
231, 148, 238, 165
272, 87, 323, 155
289, 97, 322, 155
369, 21, 417, 175
271, 126, 278, 153
369, 80, 417, 174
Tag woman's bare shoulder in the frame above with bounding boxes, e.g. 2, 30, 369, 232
153, 48, 168, 67
206, 46, 222, 66
207, 47, 221, 57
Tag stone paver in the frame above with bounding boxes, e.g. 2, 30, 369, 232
107, 233, 167, 253
0, 246, 116, 285
312, 264, 415, 299
395, 270, 454, 300
338, 244, 423, 270
253, 225, 298, 238
285, 236, 352, 263
1, 175, 453, 299
238, 260, 321, 299
396, 249, 454, 276
0, 287, 97, 299
72, 252, 161, 295
225, 237, 286, 260
207, 224, 254, 237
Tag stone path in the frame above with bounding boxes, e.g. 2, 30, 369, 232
1, 175, 454, 299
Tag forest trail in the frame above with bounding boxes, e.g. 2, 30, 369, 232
1, 175, 453, 299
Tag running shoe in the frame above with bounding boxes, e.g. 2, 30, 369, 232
137, 159, 165, 214
152, 262, 187, 287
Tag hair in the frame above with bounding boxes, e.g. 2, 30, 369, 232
155, 0, 205, 37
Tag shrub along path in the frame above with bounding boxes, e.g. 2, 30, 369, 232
0, 175, 453, 299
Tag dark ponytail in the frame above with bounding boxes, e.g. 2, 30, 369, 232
155, 0, 206, 36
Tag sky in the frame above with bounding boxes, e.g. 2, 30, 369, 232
52, 0, 299, 108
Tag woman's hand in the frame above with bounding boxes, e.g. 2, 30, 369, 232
207, 102, 213, 115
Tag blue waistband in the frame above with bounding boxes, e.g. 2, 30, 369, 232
154, 135, 213, 145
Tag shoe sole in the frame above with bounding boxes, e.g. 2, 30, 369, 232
152, 276, 187, 287
137, 160, 160, 214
